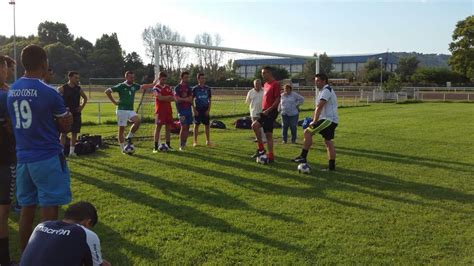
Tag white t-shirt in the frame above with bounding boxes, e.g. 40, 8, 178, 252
316, 84, 339, 123
245, 88, 264, 118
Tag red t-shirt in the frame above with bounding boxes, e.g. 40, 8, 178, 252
153, 84, 173, 115
262, 80, 281, 110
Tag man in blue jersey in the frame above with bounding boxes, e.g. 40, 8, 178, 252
0, 55, 17, 266
21, 201, 111, 266
192, 73, 213, 147
7, 45, 73, 252
174, 71, 193, 151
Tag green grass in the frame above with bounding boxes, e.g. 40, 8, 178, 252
8, 103, 474, 264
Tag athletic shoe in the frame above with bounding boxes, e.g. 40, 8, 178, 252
251, 149, 266, 159
69, 152, 77, 157
268, 158, 275, 163
206, 141, 215, 147
125, 137, 132, 144
153, 149, 158, 153
320, 168, 335, 172
292, 156, 307, 163
179, 146, 185, 151
282, 140, 287, 144
167, 146, 175, 151
193, 142, 198, 147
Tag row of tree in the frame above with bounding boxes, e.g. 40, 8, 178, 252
0, 15, 472, 87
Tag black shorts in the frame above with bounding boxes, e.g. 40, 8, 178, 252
71, 113, 82, 133
0, 164, 16, 205
257, 109, 279, 133
307, 119, 338, 140
194, 107, 210, 125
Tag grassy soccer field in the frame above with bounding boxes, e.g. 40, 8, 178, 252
8, 102, 474, 265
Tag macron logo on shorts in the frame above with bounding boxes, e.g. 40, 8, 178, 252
36, 225, 71, 236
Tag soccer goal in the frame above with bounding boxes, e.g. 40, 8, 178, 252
130, 39, 319, 142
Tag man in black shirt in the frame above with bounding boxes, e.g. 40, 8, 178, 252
0, 55, 17, 266
58, 71, 88, 156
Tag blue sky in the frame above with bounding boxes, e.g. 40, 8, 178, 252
0, 0, 472, 60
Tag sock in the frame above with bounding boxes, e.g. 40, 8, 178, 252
257, 143, 265, 150
120, 142, 125, 150
69, 146, 75, 154
154, 142, 159, 150
301, 149, 309, 158
0, 237, 10, 265
268, 152, 274, 160
126, 132, 133, 139
166, 141, 171, 148
329, 159, 336, 170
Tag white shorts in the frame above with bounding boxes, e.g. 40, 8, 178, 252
116, 110, 138, 126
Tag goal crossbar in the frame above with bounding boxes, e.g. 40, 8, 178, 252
154, 39, 319, 75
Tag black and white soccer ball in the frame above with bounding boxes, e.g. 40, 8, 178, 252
256, 154, 269, 164
158, 143, 169, 152
123, 144, 135, 154
297, 163, 311, 174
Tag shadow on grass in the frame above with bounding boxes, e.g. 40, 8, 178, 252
337, 146, 474, 172
71, 170, 307, 257
73, 159, 302, 224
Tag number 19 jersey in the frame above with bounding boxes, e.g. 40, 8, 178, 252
7, 77, 67, 163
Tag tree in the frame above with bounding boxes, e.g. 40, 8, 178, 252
361, 58, 391, 83
73, 37, 93, 61
123, 52, 146, 81
299, 52, 331, 84
254, 66, 289, 81
448, 15, 474, 81
411, 67, 468, 85
89, 33, 124, 78
194, 33, 224, 81
38, 21, 74, 46
142, 23, 188, 74
319, 53, 333, 75
397, 56, 419, 82
44, 42, 85, 83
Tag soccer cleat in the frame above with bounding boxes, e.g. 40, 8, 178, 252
69, 152, 77, 157
206, 141, 215, 147
125, 137, 133, 144
167, 146, 175, 151
268, 158, 275, 163
320, 168, 335, 172
193, 142, 198, 147
153, 149, 158, 153
251, 149, 266, 159
292, 156, 307, 163
179, 146, 185, 151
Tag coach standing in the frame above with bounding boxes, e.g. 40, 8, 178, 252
59, 71, 88, 156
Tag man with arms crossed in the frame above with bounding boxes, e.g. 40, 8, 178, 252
292, 73, 339, 171
174, 71, 193, 151
105, 71, 156, 152
59, 71, 88, 156
7, 45, 73, 252
153, 72, 175, 152
192, 73, 213, 147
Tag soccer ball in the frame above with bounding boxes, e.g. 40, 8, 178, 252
256, 154, 269, 164
297, 163, 311, 174
123, 144, 135, 154
158, 143, 169, 152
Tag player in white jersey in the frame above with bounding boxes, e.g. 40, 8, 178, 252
292, 73, 339, 171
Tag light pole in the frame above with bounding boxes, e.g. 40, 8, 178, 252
378, 57, 383, 90
9, 0, 17, 81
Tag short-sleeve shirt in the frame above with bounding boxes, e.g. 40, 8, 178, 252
153, 84, 173, 115
316, 84, 339, 123
262, 80, 281, 110
192, 85, 212, 109
111, 82, 141, 111
0, 89, 16, 164
20, 220, 104, 266
174, 83, 192, 113
7, 78, 67, 163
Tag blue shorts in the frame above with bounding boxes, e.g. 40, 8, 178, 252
178, 111, 193, 126
16, 154, 72, 207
